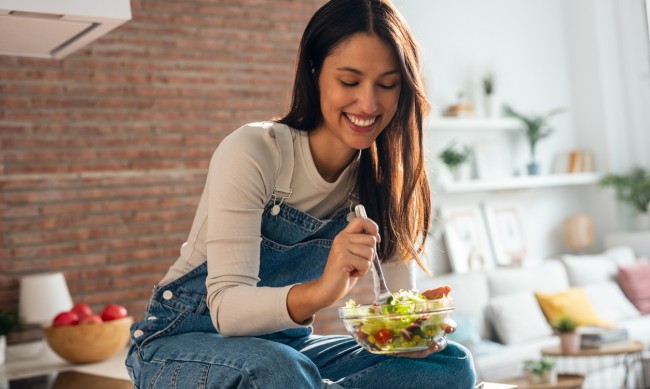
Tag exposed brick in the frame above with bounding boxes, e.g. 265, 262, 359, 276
0, 0, 329, 337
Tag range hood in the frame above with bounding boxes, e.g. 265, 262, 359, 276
0, 0, 131, 59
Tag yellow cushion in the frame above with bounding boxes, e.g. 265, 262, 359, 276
535, 287, 612, 328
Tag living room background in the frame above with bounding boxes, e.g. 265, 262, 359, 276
1, 0, 648, 340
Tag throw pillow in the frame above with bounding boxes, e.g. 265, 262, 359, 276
561, 254, 618, 286
618, 259, 650, 314
447, 314, 482, 348
535, 287, 613, 328
582, 281, 640, 321
487, 292, 554, 345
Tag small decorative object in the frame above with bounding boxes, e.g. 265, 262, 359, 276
0, 310, 19, 364
599, 166, 650, 230
563, 214, 594, 251
504, 104, 564, 175
482, 72, 501, 118
439, 143, 471, 181
553, 315, 580, 354
523, 358, 557, 385
445, 92, 475, 117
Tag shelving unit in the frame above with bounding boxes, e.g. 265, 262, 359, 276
435, 173, 602, 193
428, 117, 521, 132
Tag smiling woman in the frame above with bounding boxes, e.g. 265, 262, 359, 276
125, 1, 476, 388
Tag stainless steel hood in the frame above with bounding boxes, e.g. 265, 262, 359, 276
0, 0, 131, 59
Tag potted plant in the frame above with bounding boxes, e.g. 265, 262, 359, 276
482, 72, 501, 118
523, 358, 557, 385
439, 143, 471, 181
0, 310, 18, 364
599, 166, 650, 230
503, 104, 564, 175
553, 315, 580, 354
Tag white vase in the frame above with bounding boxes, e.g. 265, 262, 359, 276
484, 95, 502, 118
0, 335, 5, 365
450, 164, 471, 181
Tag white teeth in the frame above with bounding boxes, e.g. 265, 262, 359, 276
346, 114, 376, 127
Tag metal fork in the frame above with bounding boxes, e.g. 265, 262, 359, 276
354, 205, 394, 304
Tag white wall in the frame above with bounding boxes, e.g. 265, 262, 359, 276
393, 0, 650, 273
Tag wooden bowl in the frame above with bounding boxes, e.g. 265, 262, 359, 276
43, 316, 133, 363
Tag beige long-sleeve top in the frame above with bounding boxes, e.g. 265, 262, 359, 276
160, 122, 416, 336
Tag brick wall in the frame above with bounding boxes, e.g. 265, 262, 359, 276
0, 0, 375, 340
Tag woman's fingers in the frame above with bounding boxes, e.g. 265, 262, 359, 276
345, 216, 381, 243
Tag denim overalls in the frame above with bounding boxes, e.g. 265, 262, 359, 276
125, 125, 475, 389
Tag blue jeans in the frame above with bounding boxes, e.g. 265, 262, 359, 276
126, 263, 475, 388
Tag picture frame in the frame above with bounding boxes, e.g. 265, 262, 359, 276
482, 202, 527, 266
472, 138, 513, 180
438, 205, 495, 273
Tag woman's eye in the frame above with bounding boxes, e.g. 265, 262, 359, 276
340, 80, 359, 87
379, 83, 398, 90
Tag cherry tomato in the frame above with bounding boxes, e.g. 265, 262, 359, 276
52, 311, 79, 326
375, 328, 393, 345
71, 303, 93, 319
101, 304, 128, 321
79, 313, 103, 325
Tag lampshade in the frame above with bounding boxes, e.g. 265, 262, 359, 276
19, 272, 73, 326
563, 214, 594, 250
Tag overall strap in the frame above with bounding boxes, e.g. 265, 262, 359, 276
270, 125, 295, 215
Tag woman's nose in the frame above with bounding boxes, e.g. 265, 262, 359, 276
357, 86, 378, 114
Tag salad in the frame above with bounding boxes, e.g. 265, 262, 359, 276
338, 287, 454, 354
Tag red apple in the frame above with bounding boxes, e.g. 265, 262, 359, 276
101, 304, 128, 321
79, 313, 103, 325
71, 303, 93, 319
52, 311, 79, 327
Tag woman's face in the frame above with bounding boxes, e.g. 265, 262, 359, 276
316, 33, 401, 152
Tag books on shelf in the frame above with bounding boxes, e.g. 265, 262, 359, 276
579, 326, 629, 349
552, 150, 594, 174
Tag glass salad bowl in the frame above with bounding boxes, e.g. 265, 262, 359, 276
338, 290, 454, 354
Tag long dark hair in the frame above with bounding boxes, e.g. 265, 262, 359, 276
277, 0, 431, 271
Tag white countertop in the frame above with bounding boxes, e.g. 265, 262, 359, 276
0, 341, 130, 382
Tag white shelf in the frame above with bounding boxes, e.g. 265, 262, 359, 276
436, 173, 603, 193
428, 118, 521, 132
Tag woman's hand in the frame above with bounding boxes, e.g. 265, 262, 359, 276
316, 216, 381, 305
287, 216, 381, 323
392, 318, 456, 359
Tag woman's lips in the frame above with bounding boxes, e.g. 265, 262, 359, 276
344, 113, 379, 134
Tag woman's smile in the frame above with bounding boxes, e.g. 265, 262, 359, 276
344, 113, 380, 133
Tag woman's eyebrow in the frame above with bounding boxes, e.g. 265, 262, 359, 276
335, 67, 400, 76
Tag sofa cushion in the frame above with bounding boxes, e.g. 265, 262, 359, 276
618, 259, 650, 314
603, 246, 637, 265
535, 287, 612, 327
487, 292, 553, 345
582, 281, 640, 321
487, 260, 569, 297
561, 254, 617, 286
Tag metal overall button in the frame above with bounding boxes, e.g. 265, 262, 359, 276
162, 290, 174, 300
133, 329, 145, 338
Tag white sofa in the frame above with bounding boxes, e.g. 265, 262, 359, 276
416, 246, 650, 387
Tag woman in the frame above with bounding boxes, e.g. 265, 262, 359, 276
126, 0, 476, 387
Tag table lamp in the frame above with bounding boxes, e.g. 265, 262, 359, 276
563, 214, 594, 251
19, 272, 73, 326
12, 272, 74, 360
